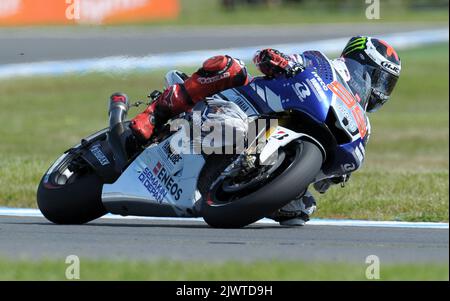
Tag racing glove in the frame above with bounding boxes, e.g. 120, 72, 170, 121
253, 48, 304, 78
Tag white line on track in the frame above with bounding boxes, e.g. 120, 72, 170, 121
0, 207, 447, 229
0, 28, 447, 79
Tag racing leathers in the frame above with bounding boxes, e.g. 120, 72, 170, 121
130, 55, 251, 141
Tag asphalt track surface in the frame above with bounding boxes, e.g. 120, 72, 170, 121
0, 23, 445, 64
0, 216, 448, 262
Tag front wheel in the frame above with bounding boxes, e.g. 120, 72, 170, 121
200, 140, 323, 228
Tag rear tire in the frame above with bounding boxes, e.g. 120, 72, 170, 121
199, 141, 323, 228
36, 127, 110, 226
37, 172, 106, 224
37, 170, 106, 224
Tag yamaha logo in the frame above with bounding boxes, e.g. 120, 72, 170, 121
292, 82, 311, 101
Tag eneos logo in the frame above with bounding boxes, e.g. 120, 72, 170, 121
152, 161, 183, 201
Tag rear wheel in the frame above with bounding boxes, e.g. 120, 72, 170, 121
37, 131, 108, 224
37, 171, 106, 224
199, 140, 323, 228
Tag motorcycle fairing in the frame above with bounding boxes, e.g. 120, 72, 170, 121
102, 135, 205, 218
259, 125, 326, 165
235, 50, 369, 177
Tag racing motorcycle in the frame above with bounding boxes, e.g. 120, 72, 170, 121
37, 51, 369, 228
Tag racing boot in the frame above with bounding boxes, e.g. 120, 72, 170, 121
130, 55, 250, 141
130, 84, 194, 141
269, 190, 317, 226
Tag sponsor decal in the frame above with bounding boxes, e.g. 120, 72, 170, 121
198, 72, 230, 85
292, 82, 311, 102
138, 166, 168, 204
342, 37, 367, 56
304, 71, 329, 102
335, 103, 358, 135
153, 161, 183, 200
311, 71, 329, 91
306, 78, 327, 101
162, 141, 182, 165
231, 95, 251, 113
342, 163, 356, 172
328, 81, 356, 109
381, 61, 400, 75
351, 105, 368, 138
273, 130, 289, 141
89, 144, 110, 166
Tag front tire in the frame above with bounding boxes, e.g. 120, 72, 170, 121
200, 140, 323, 228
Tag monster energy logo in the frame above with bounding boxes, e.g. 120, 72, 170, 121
343, 37, 367, 56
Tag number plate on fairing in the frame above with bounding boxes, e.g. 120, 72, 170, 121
328, 81, 368, 141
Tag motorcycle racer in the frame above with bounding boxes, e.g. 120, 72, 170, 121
130, 36, 401, 226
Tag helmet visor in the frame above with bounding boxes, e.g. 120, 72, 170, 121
344, 58, 399, 112
370, 66, 399, 97
365, 64, 399, 112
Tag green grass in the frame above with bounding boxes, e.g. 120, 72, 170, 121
0, 258, 447, 280
0, 44, 448, 222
